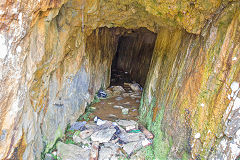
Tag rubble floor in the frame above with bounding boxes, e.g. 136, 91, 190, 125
45, 69, 152, 160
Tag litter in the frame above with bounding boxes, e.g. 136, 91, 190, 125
113, 105, 124, 109
142, 138, 152, 147
132, 109, 137, 112
97, 89, 107, 98
138, 124, 154, 139
94, 116, 106, 125
115, 96, 123, 101
122, 108, 129, 115
69, 121, 87, 131
128, 129, 141, 133
90, 142, 99, 160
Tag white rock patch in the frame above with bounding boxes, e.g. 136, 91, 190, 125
194, 133, 201, 139
232, 57, 237, 61
230, 81, 239, 92
220, 138, 228, 150
16, 46, 22, 53
233, 97, 240, 111
0, 34, 8, 59
229, 143, 240, 159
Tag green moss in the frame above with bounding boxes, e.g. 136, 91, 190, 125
92, 95, 101, 103
140, 94, 172, 160
45, 127, 63, 154
41, 127, 63, 159
51, 153, 58, 160
146, 98, 156, 128
65, 139, 75, 144
145, 145, 155, 160
139, 91, 148, 122
151, 105, 172, 159
182, 151, 190, 160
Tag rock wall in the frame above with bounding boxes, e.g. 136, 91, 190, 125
0, 2, 122, 157
140, 3, 240, 159
0, 0, 240, 159
115, 28, 156, 86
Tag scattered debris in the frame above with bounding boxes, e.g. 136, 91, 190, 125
128, 129, 141, 133
94, 116, 106, 126
115, 96, 123, 101
122, 108, 129, 115
97, 89, 107, 98
113, 105, 124, 109
57, 141, 90, 160
132, 109, 137, 112
53, 71, 149, 160
138, 124, 154, 139
79, 129, 94, 139
142, 138, 152, 147
73, 133, 90, 145
108, 114, 117, 118
56, 118, 152, 160
122, 93, 130, 97
130, 94, 142, 98
91, 128, 116, 143
117, 120, 138, 130
130, 83, 142, 92
124, 82, 131, 87
90, 142, 99, 160
123, 141, 141, 155
70, 121, 87, 131
113, 86, 125, 92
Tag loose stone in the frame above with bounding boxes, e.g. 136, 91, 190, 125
79, 129, 94, 139
57, 142, 90, 160
122, 108, 129, 115
91, 128, 116, 143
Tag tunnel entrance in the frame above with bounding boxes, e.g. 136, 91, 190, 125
41, 27, 158, 159
88, 28, 157, 121
110, 28, 157, 87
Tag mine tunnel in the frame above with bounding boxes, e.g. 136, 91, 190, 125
111, 28, 156, 87
1, 0, 240, 160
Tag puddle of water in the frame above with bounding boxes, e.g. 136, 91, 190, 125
90, 69, 142, 121
91, 95, 141, 121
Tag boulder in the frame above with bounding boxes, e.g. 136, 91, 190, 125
130, 83, 142, 92
79, 129, 94, 139
91, 128, 116, 143
122, 141, 141, 155
56, 142, 90, 160
116, 120, 138, 131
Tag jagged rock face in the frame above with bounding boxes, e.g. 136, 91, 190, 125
140, 4, 240, 159
0, 0, 239, 159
